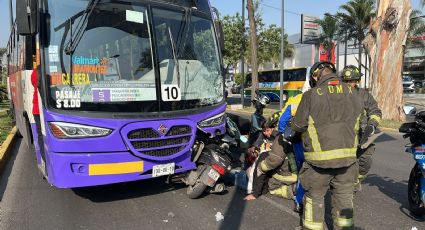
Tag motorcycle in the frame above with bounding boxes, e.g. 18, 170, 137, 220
400, 110, 425, 216
184, 116, 247, 199
248, 90, 271, 145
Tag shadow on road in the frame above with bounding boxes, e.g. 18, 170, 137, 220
363, 174, 425, 222
72, 177, 186, 203
375, 133, 398, 144
219, 186, 247, 230
0, 138, 21, 202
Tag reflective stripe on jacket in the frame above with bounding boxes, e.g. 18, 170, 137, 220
291, 73, 363, 168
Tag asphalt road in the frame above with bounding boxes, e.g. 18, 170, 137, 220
1, 118, 425, 229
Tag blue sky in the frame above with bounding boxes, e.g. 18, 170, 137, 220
0, 0, 423, 47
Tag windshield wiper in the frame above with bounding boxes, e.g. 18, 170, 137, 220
168, 27, 181, 87
65, 0, 100, 55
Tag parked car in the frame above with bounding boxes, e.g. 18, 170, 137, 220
231, 84, 241, 94
403, 76, 415, 93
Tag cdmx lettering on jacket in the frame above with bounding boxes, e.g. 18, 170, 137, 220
316, 85, 354, 96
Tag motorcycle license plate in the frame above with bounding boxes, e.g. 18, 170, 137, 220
152, 163, 175, 177
208, 168, 220, 182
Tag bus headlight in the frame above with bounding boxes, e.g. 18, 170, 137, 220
198, 112, 225, 128
49, 122, 113, 139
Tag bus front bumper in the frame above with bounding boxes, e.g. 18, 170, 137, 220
46, 150, 196, 188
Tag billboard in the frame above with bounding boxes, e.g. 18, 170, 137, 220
301, 14, 321, 44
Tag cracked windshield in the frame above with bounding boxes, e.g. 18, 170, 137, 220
46, 0, 223, 112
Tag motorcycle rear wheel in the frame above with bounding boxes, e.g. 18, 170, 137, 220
408, 164, 425, 217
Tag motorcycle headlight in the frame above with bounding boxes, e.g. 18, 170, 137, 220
198, 112, 225, 128
49, 122, 113, 139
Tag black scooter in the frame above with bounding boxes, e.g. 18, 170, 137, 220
184, 117, 246, 199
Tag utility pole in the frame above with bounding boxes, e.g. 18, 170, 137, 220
344, 33, 348, 66
9, 0, 13, 29
240, 0, 245, 107
336, 41, 340, 73
279, 0, 285, 110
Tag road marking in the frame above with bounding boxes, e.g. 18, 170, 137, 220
259, 195, 300, 218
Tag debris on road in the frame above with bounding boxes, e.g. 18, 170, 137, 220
168, 212, 175, 218
215, 212, 224, 222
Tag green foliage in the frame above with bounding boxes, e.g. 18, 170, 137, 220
0, 84, 7, 103
234, 73, 247, 85
407, 10, 425, 53
315, 15, 338, 62
0, 108, 12, 145
337, 0, 376, 42
222, 12, 293, 69
258, 24, 294, 67
221, 13, 246, 68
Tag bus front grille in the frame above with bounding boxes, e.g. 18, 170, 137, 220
128, 128, 160, 139
140, 146, 186, 158
126, 125, 193, 158
131, 136, 190, 149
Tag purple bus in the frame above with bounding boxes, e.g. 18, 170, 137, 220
8, 0, 226, 188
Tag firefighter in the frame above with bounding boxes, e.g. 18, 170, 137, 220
292, 61, 364, 230
253, 133, 298, 200
250, 95, 305, 201
341, 65, 382, 191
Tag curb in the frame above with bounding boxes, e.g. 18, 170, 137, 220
380, 127, 400, 134
0, 127, 17, 173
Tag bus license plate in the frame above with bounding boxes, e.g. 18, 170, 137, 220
208, 168, 220, 182
152, 163, 175, 177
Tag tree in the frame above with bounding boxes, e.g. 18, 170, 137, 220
406, 10, 425, 52
338, 0, 376, 73
363, 0, 411, 121
221, 13, 246, 69
247, 0, 259, 99
259, 25, 294, 68
316, 15, 338, 62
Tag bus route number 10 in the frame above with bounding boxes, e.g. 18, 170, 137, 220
161, 85, 181, 101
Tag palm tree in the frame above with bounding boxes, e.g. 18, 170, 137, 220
337, 0, 376, 73
407, 10, 425, 52
315, 15, 338, 62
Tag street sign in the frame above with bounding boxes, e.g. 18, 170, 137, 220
301, 14, 321, 44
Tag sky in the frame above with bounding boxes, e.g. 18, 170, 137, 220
0, 0, 423, 48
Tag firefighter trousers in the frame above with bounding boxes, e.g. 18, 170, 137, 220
356, 144, 375, 182
299, 162, 358, 230
268, 173, 297, 200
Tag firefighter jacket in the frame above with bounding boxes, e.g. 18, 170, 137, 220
357, 87, 382, 129
260, 135, 298, 184
291, 73, 364, 169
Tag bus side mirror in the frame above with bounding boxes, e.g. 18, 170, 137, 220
16, 0, 38, 35
214, 21, 225, 54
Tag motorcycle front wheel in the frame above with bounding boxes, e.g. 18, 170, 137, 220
186, 181, 207, 199
186, 166, 208, 199
408, 164, 425, 217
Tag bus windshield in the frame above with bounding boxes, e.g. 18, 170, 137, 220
45, 0, 223, 112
